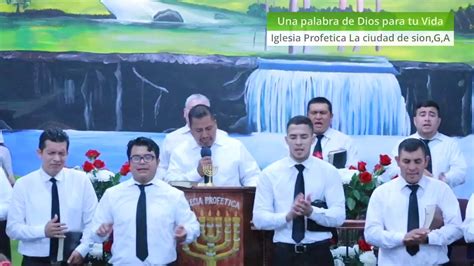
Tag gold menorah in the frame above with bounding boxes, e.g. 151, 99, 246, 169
182, 209, 240, 266
201, 165, 218, 186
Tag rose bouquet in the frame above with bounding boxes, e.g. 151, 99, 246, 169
341, 155, 391, 219
80, 149, 129, 264
82, 149, 130, 200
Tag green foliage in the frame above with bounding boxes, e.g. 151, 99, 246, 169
247, 3, 266, 18
344, 173, 377, 219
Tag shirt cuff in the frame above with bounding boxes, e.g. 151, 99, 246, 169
393, 232, 406, 246
34, 225, 47, 239
308, 206, 325, 221
75, 243, 90, 258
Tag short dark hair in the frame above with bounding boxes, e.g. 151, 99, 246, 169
39, 128, 69, 151
398, 138, 427, 157
414, 100, 440, 117
286, 115, 314, 133
307, 97, 333, 114
127, 137, 160, 159
188, 104, 215, 127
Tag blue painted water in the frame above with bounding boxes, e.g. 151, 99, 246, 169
245, 66, 411, 135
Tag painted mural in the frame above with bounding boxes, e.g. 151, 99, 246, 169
0, 1, 473, 198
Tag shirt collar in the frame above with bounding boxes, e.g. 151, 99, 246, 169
396, 175, 428, 192
413, 131, 441, 141
285, 156, 313, 171
39, 167, 64, 182
125, 176, 161, 188
322, 128, 335, 139
189, 131, 225, 151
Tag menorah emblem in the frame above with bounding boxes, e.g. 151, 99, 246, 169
201, 165, 218, 186
182, 209, 240, 266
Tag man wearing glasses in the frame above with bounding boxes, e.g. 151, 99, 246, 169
91, 137, 199, 265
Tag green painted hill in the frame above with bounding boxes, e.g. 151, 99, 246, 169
0, 0, 110, 15
177, 0, 474, 13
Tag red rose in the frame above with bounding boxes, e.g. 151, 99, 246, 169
357, 161, 367, 172
85, 149, 100, 160
349, 165, 357, 170
119, 162, 130, 176
379, 154, 391, 166
374, 163, 383, 172
93, 159, 105, 169
358, 239, 372, 251
82, 161, 94, 173
359, 171, 372, 184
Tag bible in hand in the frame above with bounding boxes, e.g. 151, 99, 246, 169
423, 205, 444, 230
328, 149, 347, 169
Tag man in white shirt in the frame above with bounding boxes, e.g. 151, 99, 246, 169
383, 100, 467, 187
158, 94, 227, 179
464, 193, 474, 243
167, 104, 260, 186
92, 137, 200, 265
0, 131, 15, 185
365, 138, 463, 265
253, 115, 345, 266
306, 97, 358, 167
0, 167, 12, 259
6, 128, 98, 266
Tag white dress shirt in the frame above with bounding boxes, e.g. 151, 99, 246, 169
0, 168, 12, 220
158, 125, 227, 179
253, 156, 346, 244
0, 145, 13, 178
365, 176, 463, 265
166, 134, 260, 186
7, 168, 98, 257
311, 128, 358, 167
383, 132, 467, 187
463, 193, 474, 243
91, 177, 200, 265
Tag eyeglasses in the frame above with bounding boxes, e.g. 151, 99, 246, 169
130, 154, 155, 163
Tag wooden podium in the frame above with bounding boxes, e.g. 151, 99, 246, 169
176, 186, 265, 266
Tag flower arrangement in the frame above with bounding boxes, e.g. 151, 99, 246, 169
81, 149, 129, 264
340, 154, 391, 219
332, 239, 376, 266
82, 149, 130, 200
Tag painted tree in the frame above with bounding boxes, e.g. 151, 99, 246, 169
288, 0, 298, 54
5, 0, 31, 13
303, 0, 310, 9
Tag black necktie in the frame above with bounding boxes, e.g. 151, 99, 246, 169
50, 178, 60, 261
136, 184, 151, 261
406, 184, 420, 256
312, 135, 324, 158
292, 164, 305, 243
421, 139, 432, 173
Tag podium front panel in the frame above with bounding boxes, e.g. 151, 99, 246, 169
176, 187, 263, 266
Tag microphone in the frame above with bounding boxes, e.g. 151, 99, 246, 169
200, 147, 212, 184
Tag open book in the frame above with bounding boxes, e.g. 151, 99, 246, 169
328, 149, 347, 169
169, 181, 198, 188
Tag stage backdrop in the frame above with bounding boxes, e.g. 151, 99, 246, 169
0, 1, 472, 198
